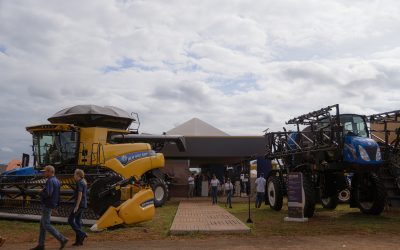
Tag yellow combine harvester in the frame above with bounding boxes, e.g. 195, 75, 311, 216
0, 105, 185, 230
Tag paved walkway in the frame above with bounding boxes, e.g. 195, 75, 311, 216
170, 201, 250, 235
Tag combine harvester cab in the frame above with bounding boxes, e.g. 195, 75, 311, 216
0, 105, 186, 229
265, 104, 386, 218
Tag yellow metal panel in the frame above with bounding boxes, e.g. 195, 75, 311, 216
118, 188, 155, 225
78, 127, 109, 165
105, 156, 161, 179
26, 124, 75, 133
103, 144, 164, 179
93, 188, 155, 230
79, 127, 108, 144
151, 153, 165, 169
103, 143, 151, 161
94, 206, 124, 230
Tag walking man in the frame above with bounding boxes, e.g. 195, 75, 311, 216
68, 169, 88, 246
31, 165, 68, 250
255, 173, 266, 208
224, 178, 233, 208
188, 173, 195, 198
210, 174, 220, 205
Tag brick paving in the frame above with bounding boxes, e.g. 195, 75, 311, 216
170, 201, 250, 235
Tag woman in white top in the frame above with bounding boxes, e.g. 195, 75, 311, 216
209, 174, 220, 205
224, 178, 233, 208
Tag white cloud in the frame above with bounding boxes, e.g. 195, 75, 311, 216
1, 147, 13, 153
1, 0, 400, 161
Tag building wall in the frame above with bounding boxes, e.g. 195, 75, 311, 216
161, 136, 267, 197
163, 159, 191, 197
371, 121, 400, 144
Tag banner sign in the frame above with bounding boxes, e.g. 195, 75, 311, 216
287, 172, 304, 219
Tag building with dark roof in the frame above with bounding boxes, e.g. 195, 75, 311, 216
161, 118, 266, 197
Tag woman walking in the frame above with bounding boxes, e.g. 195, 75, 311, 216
68, 169, 88, 246
209, 174, 220, 205
224, 178, 233, 208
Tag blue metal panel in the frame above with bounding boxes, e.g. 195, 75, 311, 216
256, 156, 271, 177
343, 135, 382, 165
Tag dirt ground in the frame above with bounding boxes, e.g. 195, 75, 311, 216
3, 235, 400, 250
2, 201, 400, 249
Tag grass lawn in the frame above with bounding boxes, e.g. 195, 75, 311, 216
223, 201, 400, 237
2, 200, 400, 243
0, 201, 179, 243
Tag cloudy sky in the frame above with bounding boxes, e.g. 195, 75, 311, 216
1, 0, 400, 162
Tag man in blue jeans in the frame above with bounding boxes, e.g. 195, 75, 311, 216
31, 165, 68, 250
255, 173, 266, 208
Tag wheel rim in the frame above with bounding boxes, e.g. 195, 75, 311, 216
321, 197, 330, 206
268, 181, 276, 206
154, 186, 165, 201
357, 179, 375, 210
338, 189, 350, 202
359, 201, 373, 209
358, 188, 373, 209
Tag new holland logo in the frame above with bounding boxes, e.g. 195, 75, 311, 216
117, 151, 156, 166
140, 199, 154, 208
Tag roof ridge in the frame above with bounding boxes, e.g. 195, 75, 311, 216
167, 117, 229, 136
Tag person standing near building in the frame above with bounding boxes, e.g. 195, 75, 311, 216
255, 173, 266, 208
188, 173, 195, 198
224, 178, 233, 208
209, 174, 220, 205
31, 165, 68, 250
68, 169, 88, 246
194, 174, 201, 196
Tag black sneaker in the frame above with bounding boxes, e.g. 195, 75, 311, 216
59, 238, 68, 250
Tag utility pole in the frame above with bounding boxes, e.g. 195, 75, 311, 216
246, 159, 253, 224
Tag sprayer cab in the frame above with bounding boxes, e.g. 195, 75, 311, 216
340, 114, 382, 165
